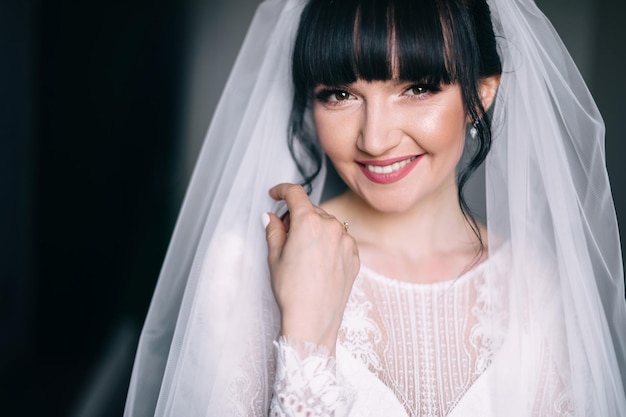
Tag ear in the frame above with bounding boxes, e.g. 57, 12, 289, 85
478, 74, 501, 111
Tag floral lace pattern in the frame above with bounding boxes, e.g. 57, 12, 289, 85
469, 266, 507, 375
338, 263, 506, 417
269, 262, 507, 417
270, 337, 355, 417
340, 280, 383, 373
268, 256, 579, 417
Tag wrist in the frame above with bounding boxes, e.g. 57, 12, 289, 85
279, 319, 339, 354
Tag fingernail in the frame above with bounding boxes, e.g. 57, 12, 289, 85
261, 212, 270, 229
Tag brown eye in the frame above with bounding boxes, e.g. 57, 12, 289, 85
334, 91, 351, 101
313, 88, 355, 104
410, 85, 427, 95
406, 83, 442, 97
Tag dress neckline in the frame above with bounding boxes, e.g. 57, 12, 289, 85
358, 251, 494, 291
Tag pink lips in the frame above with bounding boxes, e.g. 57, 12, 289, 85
358, 154, 423, 184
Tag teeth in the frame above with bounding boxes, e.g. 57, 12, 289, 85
366, 156, 416, 174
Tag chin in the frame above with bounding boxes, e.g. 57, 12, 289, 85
359, 189, 424, 215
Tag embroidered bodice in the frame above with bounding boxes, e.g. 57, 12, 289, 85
270, 260, 507, 417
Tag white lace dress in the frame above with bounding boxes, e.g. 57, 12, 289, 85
268, 254, 571, 417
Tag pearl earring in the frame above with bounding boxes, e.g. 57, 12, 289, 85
469, 121, 479, 139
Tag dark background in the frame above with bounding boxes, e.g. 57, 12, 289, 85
1, 0, 624, 416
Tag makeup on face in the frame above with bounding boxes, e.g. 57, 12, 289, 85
312, 79, 467, 213
357, 155, 423, 184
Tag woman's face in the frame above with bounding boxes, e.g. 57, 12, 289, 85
313, 79, 467, 214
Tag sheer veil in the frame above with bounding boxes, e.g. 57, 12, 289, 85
485, 0, 626, 414
124, 0, 626, 415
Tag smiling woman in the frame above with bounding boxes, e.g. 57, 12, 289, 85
124, 0, 626, 416
313, 80, 489, 286
313, 81, 471, 212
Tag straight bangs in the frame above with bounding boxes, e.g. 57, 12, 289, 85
289, 0, 499, 195
292, 0, 477, 92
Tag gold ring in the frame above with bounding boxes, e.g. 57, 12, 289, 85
342, 221, 350, 232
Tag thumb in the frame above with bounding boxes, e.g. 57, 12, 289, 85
263, 212, 286, 263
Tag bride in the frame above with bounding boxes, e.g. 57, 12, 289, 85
125, 0, 626, 416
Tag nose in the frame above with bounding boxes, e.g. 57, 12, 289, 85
357, 99, 403, 156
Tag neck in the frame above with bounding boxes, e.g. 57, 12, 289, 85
321, 183, 487, 283
329, 186, 482, 258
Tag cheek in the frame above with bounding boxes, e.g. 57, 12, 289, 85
419, 105, 466, 157
313, 108, 353, 160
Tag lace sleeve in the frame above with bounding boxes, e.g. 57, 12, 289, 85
269, 336, 355, 417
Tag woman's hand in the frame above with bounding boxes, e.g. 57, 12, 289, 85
264, 183, 360, 353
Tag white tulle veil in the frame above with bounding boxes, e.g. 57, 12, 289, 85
123, 0, 626, 415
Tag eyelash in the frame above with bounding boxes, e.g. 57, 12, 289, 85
405, 83, 442, 97
314, 83, 442, 105
313, 89, 353, 104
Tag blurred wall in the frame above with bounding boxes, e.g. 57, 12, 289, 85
1, 0, 34, 408
2, 0, 193, 415
179, 0, 262, 183
590, 0, 626, 244
539, 0, 626, 257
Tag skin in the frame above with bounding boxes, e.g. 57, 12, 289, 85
265, 75, 500, 353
